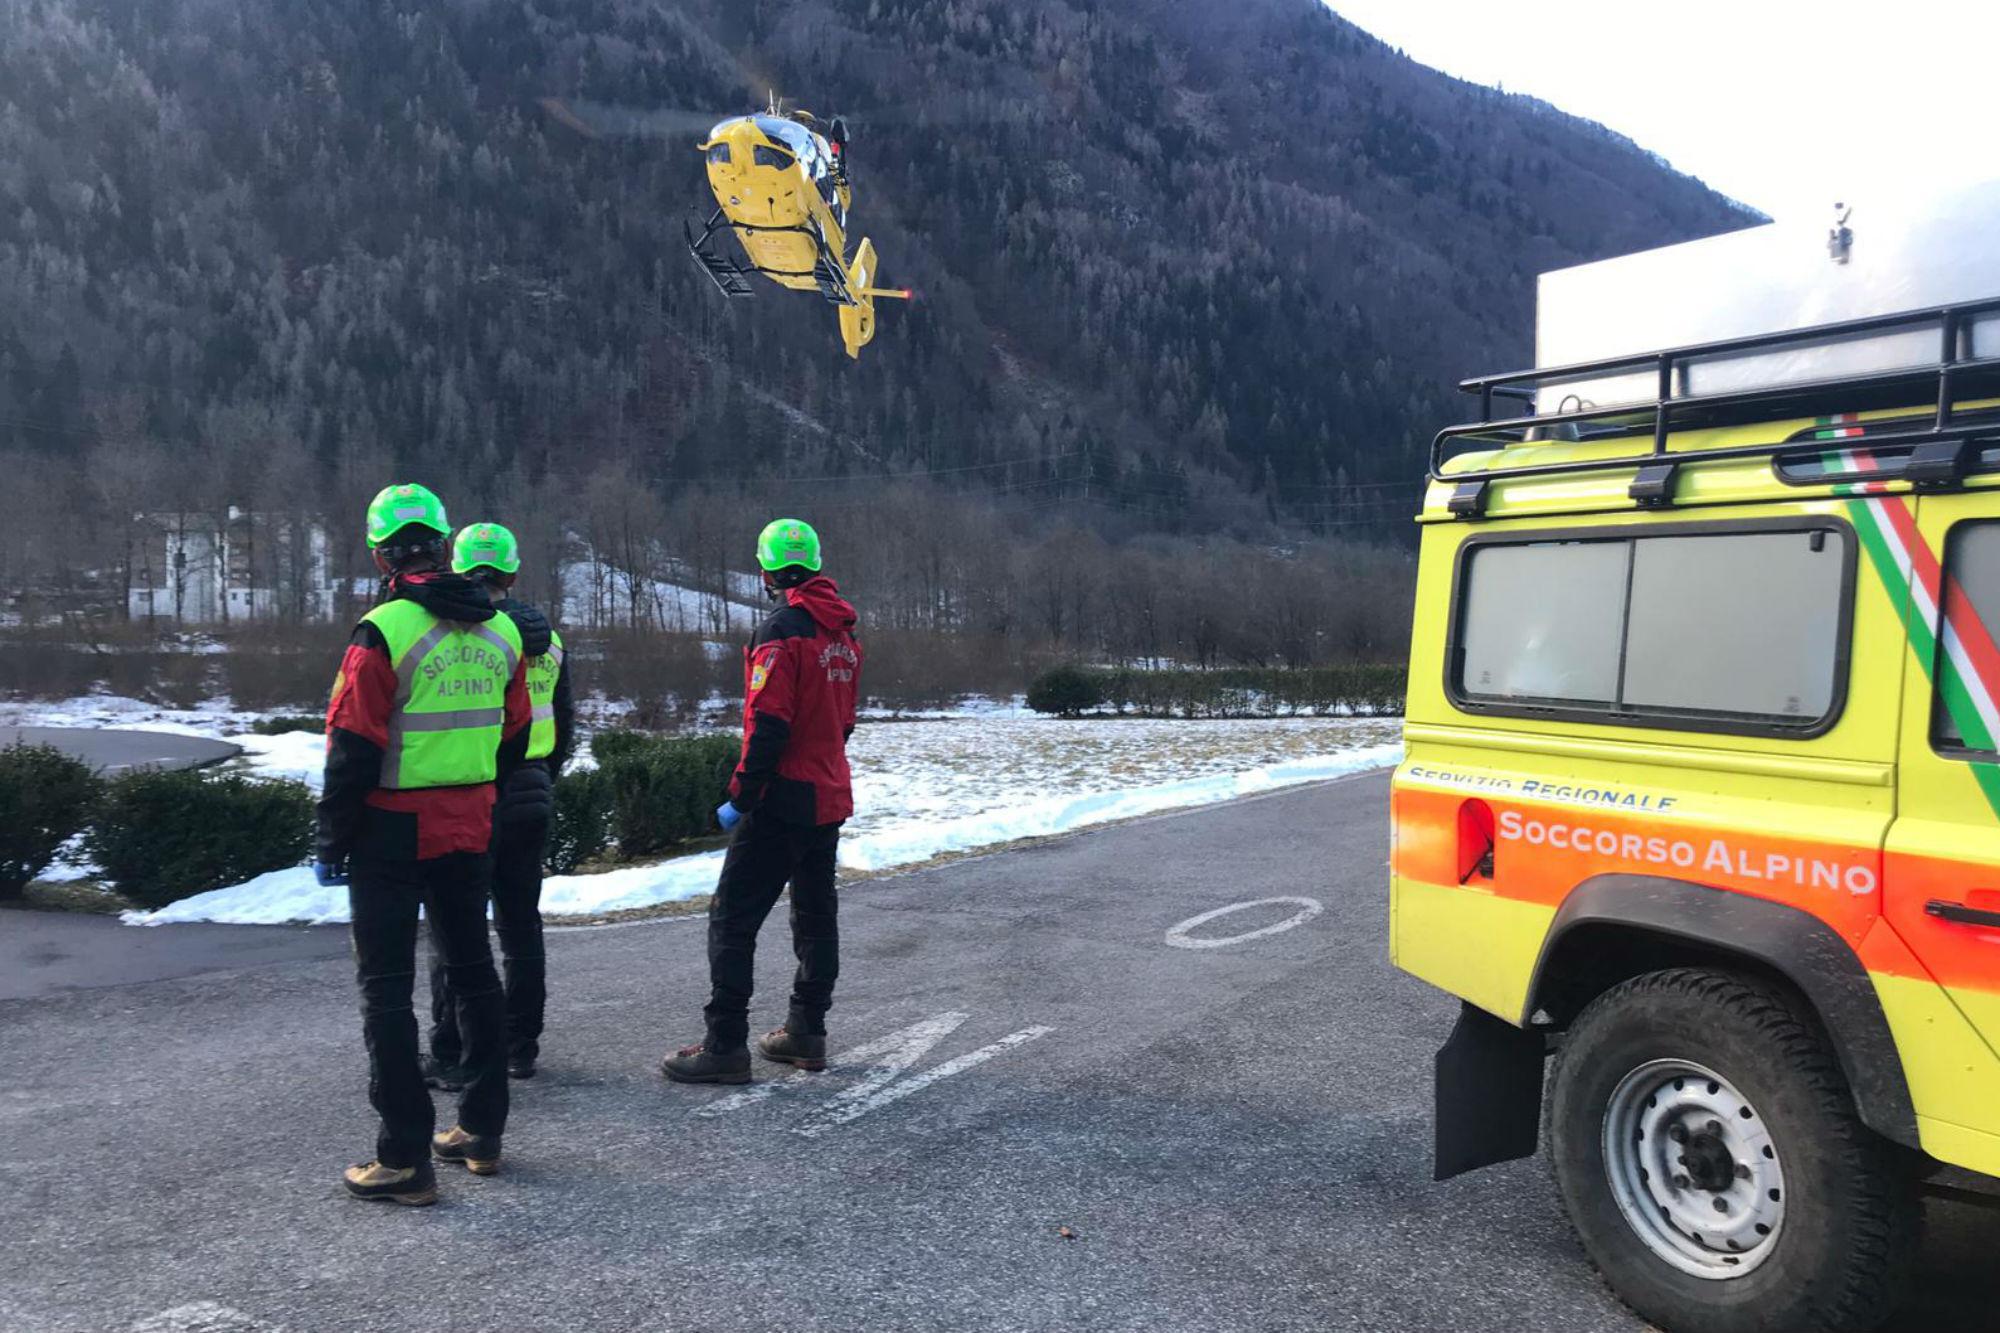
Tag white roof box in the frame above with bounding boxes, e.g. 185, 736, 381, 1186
1534, 180, 2000, 413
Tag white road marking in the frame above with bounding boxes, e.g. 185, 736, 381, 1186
1164, 896, 1324, 949
795, 1025, 1055, 1138
698, 1012, 970, 1118
130, 1304, 286, 1333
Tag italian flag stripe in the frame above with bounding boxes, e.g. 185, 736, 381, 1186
1816, 417, 2000, 815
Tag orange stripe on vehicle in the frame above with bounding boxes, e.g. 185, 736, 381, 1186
1393, 784, 1886, 953
1399, 781, 2000, 998
1878, 850, 2000, 995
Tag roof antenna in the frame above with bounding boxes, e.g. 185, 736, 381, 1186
1828, 202, 1854, 265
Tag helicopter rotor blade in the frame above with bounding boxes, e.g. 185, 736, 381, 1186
833, 96, 1051, 133
537, 91, 1046, 147
537, 98, 726, 141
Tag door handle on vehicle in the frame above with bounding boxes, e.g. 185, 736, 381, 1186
1924, 899, 2000, 929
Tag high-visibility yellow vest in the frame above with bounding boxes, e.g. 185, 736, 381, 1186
361, 599, 523, 789
526, 628, 564, 761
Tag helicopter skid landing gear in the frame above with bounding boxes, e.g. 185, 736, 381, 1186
685, 211, 756, 298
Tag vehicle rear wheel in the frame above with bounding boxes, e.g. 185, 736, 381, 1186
1546, 967, 1917, 1333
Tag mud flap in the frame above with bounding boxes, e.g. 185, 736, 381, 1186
1434, 1000, 1546, 1181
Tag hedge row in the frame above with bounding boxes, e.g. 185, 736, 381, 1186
2, 727, 741, 910
0, 745, 105, 899
91, 769, 315, 910
1026, 664, 1406, 719
0, 744, 312, 909
548, 731, 741, 873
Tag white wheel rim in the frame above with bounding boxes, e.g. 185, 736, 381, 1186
1601, 1059, 1787, 1279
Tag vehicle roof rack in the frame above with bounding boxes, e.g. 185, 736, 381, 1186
1431, 296, 2000, 492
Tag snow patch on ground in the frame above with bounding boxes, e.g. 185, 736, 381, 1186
7, 693, 1403, 926
0, 693, 288, 736
228, 731, 327, 787
129, 865, 351, 926
124, 730, 1400, 925
858, 694, 1030, 721
837, 745, 1401, 872
37, 834, 96, 882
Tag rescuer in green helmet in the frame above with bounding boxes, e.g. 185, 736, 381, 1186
315, 483, 533, 1205
424, 521, 573, 1091
662, 518, 864, 1084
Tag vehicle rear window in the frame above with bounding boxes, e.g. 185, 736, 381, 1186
1458, 541, 1626, 705
1933, 522, 2000, 756
1454, 524, 1849, 732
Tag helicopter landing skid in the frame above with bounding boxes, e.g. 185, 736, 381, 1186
685, 209, 863, 307
685, 213, 756, 298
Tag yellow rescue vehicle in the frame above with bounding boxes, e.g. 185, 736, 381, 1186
1393, 189, 2000, 1332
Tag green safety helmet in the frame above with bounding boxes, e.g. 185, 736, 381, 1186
452, 521, 522, 576
756, 518, 823, 573
365, 483, 451, 548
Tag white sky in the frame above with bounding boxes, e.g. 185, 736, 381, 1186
1324, 0, 2000, 223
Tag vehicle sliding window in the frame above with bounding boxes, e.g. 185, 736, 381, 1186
1931, 521, 2000, 759
1450, 521, 1852, 735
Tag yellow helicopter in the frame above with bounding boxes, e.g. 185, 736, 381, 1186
688, 96, 911, 359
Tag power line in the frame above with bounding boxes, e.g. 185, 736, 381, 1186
644, 452, 1087, 486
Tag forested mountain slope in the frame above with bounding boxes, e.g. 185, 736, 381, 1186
0, 0, 1753, 558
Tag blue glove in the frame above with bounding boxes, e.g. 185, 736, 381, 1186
314, 859, 349, 887
716, 801, 742, 832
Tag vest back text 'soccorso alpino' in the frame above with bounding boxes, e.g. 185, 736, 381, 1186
362, 599, 523, 789
525, 629, 565, 761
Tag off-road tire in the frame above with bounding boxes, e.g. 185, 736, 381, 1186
1546, 967, 1917, 1333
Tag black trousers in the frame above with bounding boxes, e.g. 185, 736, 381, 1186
431, 812, 550, 1067
703, 812, 842, 1049
348, 851, 507, 1168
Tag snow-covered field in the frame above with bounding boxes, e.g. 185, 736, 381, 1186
6, 695, 1400, 925
0, 694, 277, 736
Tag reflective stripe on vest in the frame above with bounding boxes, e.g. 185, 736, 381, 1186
525, 630, 565, 761
362, 599, 523, 790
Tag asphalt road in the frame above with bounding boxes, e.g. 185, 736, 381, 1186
3, 774, 1997, 1333
0, 912, 345, 1003
0, 725, 241, 775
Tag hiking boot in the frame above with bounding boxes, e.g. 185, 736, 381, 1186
660, 1041, 751, 1084
342, 1159, 438, 1206
423, 1056, 468, 1092
431, 1125, 502, 1176
757, 1027, 828, 1071
507, 1055, 536, 1080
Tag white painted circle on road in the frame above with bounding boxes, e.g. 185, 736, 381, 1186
1165, 896, 1324, 949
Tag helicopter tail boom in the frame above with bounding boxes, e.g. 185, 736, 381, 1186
837, 238, 887, 359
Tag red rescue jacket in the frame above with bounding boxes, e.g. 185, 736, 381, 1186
728, 576, 862, 826
315, 571, 532, 863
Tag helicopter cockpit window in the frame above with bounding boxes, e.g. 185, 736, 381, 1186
706, 143, 731, 165
754, 116, 812, 153
753, 116, 822, 176
752, 144, 794, 170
